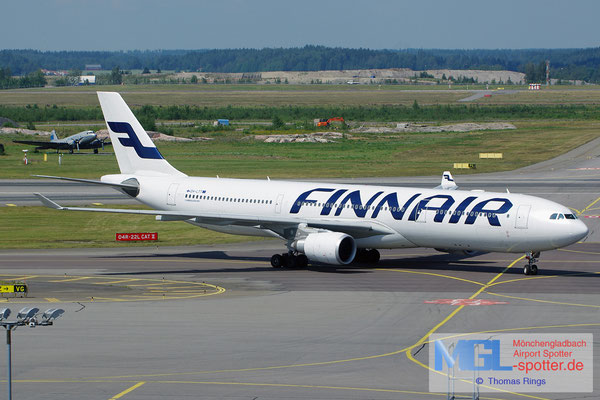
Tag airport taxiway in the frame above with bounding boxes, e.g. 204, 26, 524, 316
0, 242, 598, 400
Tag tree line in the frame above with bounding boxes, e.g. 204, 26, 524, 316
1, 46, 600, 82
0, 68, 46, 89
2, 104, 600, 124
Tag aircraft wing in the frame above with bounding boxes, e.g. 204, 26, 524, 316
34, 193, 395, 238
13, 140, 70, 149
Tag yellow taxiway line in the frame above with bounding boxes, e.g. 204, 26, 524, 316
108, 381, 145, 400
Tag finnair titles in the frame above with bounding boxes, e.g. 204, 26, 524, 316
35, 92, 588, 275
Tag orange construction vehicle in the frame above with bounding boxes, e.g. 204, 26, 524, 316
314, 117, 345, 127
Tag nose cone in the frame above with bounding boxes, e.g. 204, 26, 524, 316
573, 220, 589, 242
549, 219, 589, 249
559, 220, 589, 247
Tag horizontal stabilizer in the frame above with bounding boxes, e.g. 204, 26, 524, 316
33, 175, 139, 190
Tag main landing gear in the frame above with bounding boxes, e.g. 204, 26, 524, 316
269, 248, 381, 269
523, 251, 540, 275
354, 249, 381, 264
270, 252, 309, 269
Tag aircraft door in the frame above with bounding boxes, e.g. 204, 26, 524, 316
515, 205, 531, 229
275, 193, 284, 214
415, 208, 427, 223
167, 183, 179, 206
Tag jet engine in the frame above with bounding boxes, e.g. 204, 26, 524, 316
295, 232, 356, 265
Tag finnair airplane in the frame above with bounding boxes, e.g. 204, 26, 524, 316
35, 92, 588, 275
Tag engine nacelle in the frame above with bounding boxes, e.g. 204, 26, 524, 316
295, 232, 356, 265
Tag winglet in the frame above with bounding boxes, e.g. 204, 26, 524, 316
436, 171, 458, 190
33, 193, 64, 210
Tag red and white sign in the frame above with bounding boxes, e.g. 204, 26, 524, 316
424, 298, 508, 306
116, 232, 158, 241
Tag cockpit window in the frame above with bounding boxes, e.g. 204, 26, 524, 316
550, 213, 578, 220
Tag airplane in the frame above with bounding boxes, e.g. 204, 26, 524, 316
34, 92, 589, 275
14, 130, 110, 153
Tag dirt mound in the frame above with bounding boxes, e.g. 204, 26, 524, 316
253, 132, 349, 143
352, 122, 516, 134
177, 68, 525, 85
0, 127, 52, 136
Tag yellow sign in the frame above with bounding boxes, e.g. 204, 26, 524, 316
0, 284, 27, 294
453, 163, 476, 169
479, 153, 503, 159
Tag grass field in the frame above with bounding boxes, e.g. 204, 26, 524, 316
3, 120, 600, 179
0, 87, 465, 107
0, 205, 262, 249
2, 84, 600, 107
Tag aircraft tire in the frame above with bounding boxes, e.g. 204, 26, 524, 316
524, 264, 539, 275
367, 249, 380, 264
283, 253, 297, 269
270, 254, 283, 268
530, 264, 538, 275
296, 254, 308, 268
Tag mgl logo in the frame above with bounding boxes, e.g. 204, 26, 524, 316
435, 339, 513, 371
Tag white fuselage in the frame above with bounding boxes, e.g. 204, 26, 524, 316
104, 174, 589, 254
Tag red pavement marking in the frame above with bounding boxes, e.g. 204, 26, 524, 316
424, 299, 509, 306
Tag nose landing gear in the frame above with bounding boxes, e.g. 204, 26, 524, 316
523, 251, 540, 275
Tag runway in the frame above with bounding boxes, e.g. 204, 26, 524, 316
0, 139, 599, 399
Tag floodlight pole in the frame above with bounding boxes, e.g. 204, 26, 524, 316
0, 308, 63, 400
3, 323, 17, 400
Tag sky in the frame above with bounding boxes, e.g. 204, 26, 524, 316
1, 0, 599, 51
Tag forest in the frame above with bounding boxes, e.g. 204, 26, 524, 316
1, 46, 599, 82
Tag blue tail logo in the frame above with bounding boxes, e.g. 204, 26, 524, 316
107, 122, 163, 160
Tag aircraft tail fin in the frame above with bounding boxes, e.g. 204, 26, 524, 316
50, 130, 58, 141
96, 92, 186, 177
437, 171, 458, 190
